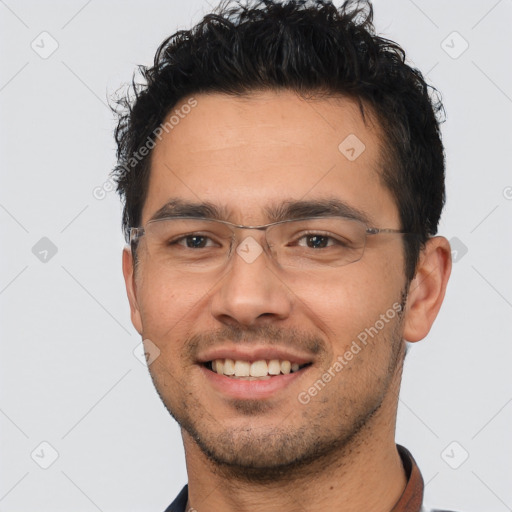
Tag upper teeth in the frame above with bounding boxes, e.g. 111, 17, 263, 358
211, 359, 301, 377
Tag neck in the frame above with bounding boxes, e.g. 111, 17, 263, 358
181, 387, 407, 512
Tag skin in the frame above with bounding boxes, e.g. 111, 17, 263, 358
123, 90, 451, 512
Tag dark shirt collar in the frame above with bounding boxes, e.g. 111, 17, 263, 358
164, 444, 424, 512
391, 444, 424, 512
164, 483, 188, 512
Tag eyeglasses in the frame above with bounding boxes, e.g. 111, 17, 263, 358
129, 216, 411, 272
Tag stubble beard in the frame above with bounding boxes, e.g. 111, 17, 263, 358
150, 296, 407, 484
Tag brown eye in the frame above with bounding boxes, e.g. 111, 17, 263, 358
182, 235, 209, 248
305, 235, 330, 249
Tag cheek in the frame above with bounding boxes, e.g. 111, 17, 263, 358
136, 268, 206, 339
304, 256, 404, 354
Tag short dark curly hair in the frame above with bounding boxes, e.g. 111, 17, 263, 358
112, 0, 446, 282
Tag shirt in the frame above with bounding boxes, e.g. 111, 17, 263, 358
163, 444, 460, 512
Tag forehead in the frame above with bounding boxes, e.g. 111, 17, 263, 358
143, 90, 398, 227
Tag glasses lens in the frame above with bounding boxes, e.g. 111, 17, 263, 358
268, 217, 366, 268
143, 218, 233, 271
139, 217, 367, 272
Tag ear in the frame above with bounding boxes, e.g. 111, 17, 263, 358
122, 247, 143, 335
402, 236, 452, 342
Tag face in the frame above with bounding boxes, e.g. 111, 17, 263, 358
124, 90, 412, 479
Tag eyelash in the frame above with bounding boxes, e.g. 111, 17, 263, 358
169, 232, 346, 249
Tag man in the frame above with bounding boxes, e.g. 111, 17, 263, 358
112, 0, 455, 510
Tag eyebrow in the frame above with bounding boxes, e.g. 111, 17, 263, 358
149, 197, 373, 226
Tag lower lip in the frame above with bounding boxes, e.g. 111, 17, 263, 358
199, 365, 309, 400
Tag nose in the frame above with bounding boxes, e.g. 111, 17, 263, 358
209, 233, 293, 328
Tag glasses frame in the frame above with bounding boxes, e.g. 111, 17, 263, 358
129, 216, 410, 242
128, 215, 414, 267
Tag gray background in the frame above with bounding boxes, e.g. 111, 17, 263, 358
1, 0, 511, 510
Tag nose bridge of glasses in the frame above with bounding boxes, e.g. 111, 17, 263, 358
229, 223, 272, 256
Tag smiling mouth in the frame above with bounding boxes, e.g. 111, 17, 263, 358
203, 359, 312, 380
